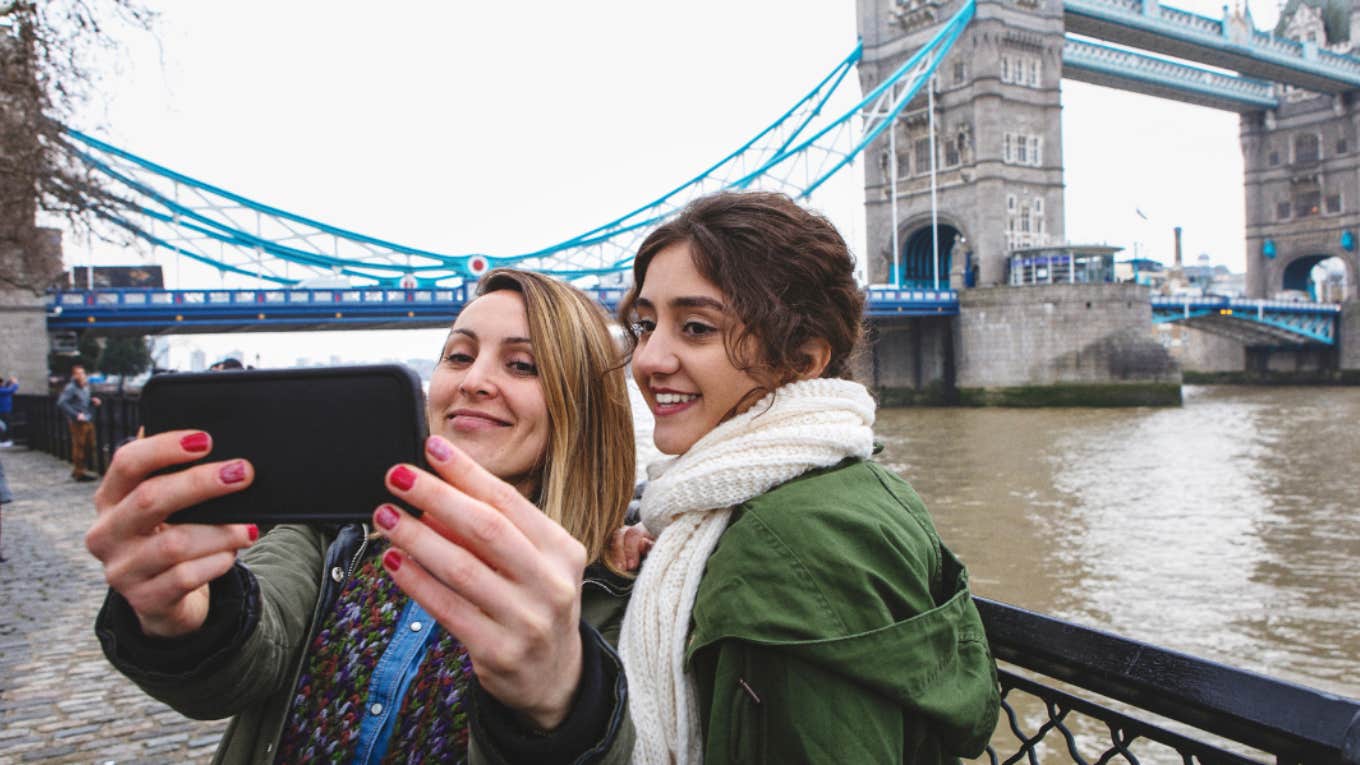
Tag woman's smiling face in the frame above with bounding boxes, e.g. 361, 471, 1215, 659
427, 289, 549, 495
629, 242, 767, 455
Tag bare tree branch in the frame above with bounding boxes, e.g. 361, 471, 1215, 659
0, 0, 154, 294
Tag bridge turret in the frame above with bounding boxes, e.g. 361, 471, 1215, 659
858, 0, 1067, 288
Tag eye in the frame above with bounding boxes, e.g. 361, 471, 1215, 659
681, 320, 717, 338
444, 351, 473, 366
630, 319, 655, 335
508, 359, 538, 376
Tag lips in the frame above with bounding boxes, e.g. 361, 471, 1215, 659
650, 388, 700, 416
447, 409, 511, 431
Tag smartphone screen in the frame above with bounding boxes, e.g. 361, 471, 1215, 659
141, 365, 427, 525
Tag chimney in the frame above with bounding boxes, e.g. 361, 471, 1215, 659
1173, 226, 1183, 269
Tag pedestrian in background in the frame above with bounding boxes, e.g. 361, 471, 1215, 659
57, 365, 100, 482
0, 374, 17, 447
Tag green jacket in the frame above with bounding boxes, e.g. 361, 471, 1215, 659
96, 523, 632, 765
605, 459, 1000, 764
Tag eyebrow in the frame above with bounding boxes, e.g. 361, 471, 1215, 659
449, 328, 532, 345
635, 296, 726, 312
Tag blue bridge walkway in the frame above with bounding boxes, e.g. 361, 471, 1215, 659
1151, 295, 1342, 345
46, 287, 961, 335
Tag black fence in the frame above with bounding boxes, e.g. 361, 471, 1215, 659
8, 392, 1360, 763
976, 598, 1360, 764
13, 392, 141, 475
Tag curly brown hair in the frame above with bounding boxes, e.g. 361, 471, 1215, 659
618, 191, 864, 390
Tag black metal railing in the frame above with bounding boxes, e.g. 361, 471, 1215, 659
975, 598, 1360, 764
14, 392, 141, 474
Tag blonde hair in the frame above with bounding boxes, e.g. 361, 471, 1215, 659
474, 269, 635, 564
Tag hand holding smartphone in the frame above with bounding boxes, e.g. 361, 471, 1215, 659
140, 365, 427, 524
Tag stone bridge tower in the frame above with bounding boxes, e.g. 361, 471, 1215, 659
857, 0, 1067, 287
1241, 0, 1360, 301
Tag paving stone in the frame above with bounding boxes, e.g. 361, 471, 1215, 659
0, 449, 227, 763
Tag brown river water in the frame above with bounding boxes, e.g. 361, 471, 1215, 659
874, 385, 1360, 702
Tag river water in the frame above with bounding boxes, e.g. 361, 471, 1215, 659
875, 385, 1360, 703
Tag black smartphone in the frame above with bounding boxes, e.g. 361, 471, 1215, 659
141, 364, 428, 525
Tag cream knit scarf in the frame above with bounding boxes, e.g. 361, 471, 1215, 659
618, 377, 876, 765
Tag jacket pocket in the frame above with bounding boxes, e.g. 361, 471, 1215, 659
728, 670, 767, 763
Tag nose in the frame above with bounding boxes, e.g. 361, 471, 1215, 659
631, 327, 679, 380
458, 355, 499, 398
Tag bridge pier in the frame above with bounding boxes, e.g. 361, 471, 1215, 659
860, 316, 957, 405
862, 284, 1183, 406
952, 283, 1181, 406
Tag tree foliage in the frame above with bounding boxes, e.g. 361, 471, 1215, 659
98, 334, 151, 390
0, 1, 154, 293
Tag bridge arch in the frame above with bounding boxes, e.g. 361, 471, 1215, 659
1271, 249, 1357, 301
897, 214, 971, 289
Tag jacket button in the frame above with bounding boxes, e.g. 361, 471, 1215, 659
330, 566, 344, 583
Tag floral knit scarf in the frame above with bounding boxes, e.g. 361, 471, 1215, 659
618, 378, 876, 765
274, 543, 476, 764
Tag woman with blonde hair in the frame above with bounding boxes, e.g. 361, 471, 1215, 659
89, 268, 636, 763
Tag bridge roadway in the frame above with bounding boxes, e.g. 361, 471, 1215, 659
1065, 0, 1360, 94
1151, 295, 1342, 344
0, 447, 226, 764
46, 286, 962, 335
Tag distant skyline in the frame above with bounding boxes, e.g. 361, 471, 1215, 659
60, 0, 1286, 368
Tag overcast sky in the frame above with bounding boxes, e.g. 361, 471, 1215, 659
66, 0, 1277, 369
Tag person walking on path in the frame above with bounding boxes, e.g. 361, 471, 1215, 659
57, 364, 101, 481
0, 374, 18, 447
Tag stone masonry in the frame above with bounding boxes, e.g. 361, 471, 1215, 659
858, 0, 1066, 287
0, 448, 225, 764
955, 282, 1181, 391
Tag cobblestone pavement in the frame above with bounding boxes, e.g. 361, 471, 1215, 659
0, 448, 225, 764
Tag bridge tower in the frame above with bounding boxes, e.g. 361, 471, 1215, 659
1242, 0, 1360, 301
858, 0, 1067, 287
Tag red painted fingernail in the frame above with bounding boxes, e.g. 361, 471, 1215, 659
220, 461, 247, 484
247, 524, 259, 542
180, 432, 210, 452
383, 549, 402, 571
390, 465, 417, 491
375, 505, 399, 530
426, 435, 453, 462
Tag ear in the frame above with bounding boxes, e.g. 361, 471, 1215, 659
795, 337, 833, 380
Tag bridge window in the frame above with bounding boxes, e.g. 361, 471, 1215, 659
1295, 190, 1321, 218
944, 137, 960, 167
1277, 201, 1291, 220
1000, 53, 1041, 88
1268, 149, 1280, 166
914, 138, 931, 174
1002, 133, 1042, 166
1337, 137, 1349, 154
1327, 194, 1342, 214
1294, 133, 1320, 164
952, 60, 966, 86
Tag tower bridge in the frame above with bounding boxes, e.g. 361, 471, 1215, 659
13, 0, 1360, 398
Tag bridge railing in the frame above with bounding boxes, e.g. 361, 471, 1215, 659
977, 598, 1360, 764
1150, 295, 1343, 315
10, 393, 1359, 761
1156, 5, 1222, 37
1063, 38, 1277, 103
13, 393, 139, 475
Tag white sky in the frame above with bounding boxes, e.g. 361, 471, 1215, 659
65, 0, 1279, 369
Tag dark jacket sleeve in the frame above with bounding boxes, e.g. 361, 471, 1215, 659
467, 621, 628, 765
93, 525, 328, 720
466, 566, 637, 765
